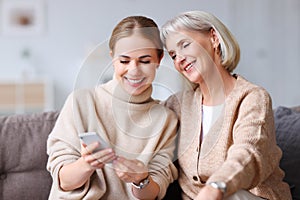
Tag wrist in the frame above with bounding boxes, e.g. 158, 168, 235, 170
79, 157, 95, 172
207, 181, 227, 195
131, 174, 150, 189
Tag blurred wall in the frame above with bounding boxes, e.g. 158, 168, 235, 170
0, 0, 299, 110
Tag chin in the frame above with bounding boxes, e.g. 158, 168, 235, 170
124, 86, 142, 96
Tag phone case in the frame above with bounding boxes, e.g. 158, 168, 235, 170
78, 132, 109, 151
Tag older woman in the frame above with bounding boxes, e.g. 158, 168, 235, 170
161, 11, 291, 200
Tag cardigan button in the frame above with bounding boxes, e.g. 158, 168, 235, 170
192, 176, 198, 181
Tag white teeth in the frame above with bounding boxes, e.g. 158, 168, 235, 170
127, 78, 144, 84
185, 63, 193, 71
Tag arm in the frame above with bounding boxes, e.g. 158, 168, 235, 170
46, 90, 113, 198
207, 88, 280, 196
59, 157, 95, 191
59, 142, 116, 191
113, 108, 179, 199
131, 176, 160, 200
113, 157, 160, 200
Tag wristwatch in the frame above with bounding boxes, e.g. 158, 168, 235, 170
131, 175, 150, 189
208, 181, 227, 194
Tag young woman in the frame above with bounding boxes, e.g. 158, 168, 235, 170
161, 11, 292, 200
47, 16, 178, 200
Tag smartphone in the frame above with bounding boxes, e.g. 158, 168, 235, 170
78, 132, 110, 152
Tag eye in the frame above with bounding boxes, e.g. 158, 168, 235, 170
120, 60, 130, 64
182, 42, 190, 48
169, 52, 176, 60
140, 60, 151, 64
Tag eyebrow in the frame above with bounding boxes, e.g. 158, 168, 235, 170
176, 39, 187, 48
119, 55, 152, 59
168, 38, 187, 54
119, 55, 130, 59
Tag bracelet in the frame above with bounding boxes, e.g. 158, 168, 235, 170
131, 175, 150, 189
207, 181, 227, 194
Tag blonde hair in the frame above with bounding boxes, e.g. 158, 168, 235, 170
109, 16, 163, 58
161, 11, 240, 72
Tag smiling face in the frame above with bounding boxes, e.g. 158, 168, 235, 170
112, 33, 161, 96
165, 29, 218, 84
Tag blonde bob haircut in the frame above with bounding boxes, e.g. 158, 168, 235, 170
161, 11, 240, 72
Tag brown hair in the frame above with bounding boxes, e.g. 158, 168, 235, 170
109, 16, 163, 58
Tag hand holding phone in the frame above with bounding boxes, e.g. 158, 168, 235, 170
79, 132, 110, 152
79, 132, 116, 166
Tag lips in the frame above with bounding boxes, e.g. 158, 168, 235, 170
125, 77, 145, 84
184, 61, 195, 71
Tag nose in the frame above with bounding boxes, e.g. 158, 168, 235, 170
128, 59, 139, 70
174, 53, 186, 65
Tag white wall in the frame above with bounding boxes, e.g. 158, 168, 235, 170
0, 0, 299, 110
230, 0, 300, 107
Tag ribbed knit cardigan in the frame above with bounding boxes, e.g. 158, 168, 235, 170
164, 75, 292, 200
47, 79, 178, 200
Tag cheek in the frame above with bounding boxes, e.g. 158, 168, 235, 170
146, 65, 157, 76
173, 62, 181, 72
113, 63, 126, 77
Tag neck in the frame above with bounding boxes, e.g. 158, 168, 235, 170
110, 78, 153, 104
199, 66, 236, 106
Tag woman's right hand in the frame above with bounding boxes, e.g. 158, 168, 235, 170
59, 142, 116, 191
81, 142, 117, 169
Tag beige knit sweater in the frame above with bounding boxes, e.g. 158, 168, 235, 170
47, 79, 178, 200
164, 75, 292, 200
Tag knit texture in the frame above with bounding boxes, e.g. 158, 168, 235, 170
47, 79, 178, 199
164, 75, 292, 200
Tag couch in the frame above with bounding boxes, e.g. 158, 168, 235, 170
0, 107, 299, 200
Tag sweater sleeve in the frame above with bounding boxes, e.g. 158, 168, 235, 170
46, 92, 107, 199
207, 87, 282, 196
147, 108, 179, 199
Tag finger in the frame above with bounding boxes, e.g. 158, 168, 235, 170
113, 158, 130, 173
97, 152, 117, 164
91, 159, 105, 168
93, 148, 114, 157
115, 170, 132, 182
84, 150, 114, 163
81, 141, 100, 156
113, 162, 136, 183
81, 143, 89, 156
117, 157, 146, 173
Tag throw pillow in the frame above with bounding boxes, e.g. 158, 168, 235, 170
274, 106, 300, 200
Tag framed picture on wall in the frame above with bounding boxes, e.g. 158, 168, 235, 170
0, 0, 45, 36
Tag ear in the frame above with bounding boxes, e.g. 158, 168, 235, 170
210, 28, 220, 48
110, 50, 113, 58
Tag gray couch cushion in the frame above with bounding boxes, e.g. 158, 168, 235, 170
0, 111, 59, 200
274, 106, 300, 200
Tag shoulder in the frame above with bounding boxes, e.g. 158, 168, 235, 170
70, 88, 96, 104
160, 88, 198, 120
230, 75, 273, 116
71, 81, 112, 102
149, 100, 179, 124
63, 83, 111, 113
236, 75, 272, 104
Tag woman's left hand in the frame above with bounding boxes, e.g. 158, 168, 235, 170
112, 156, 149, 184
195, 185, 223, 200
